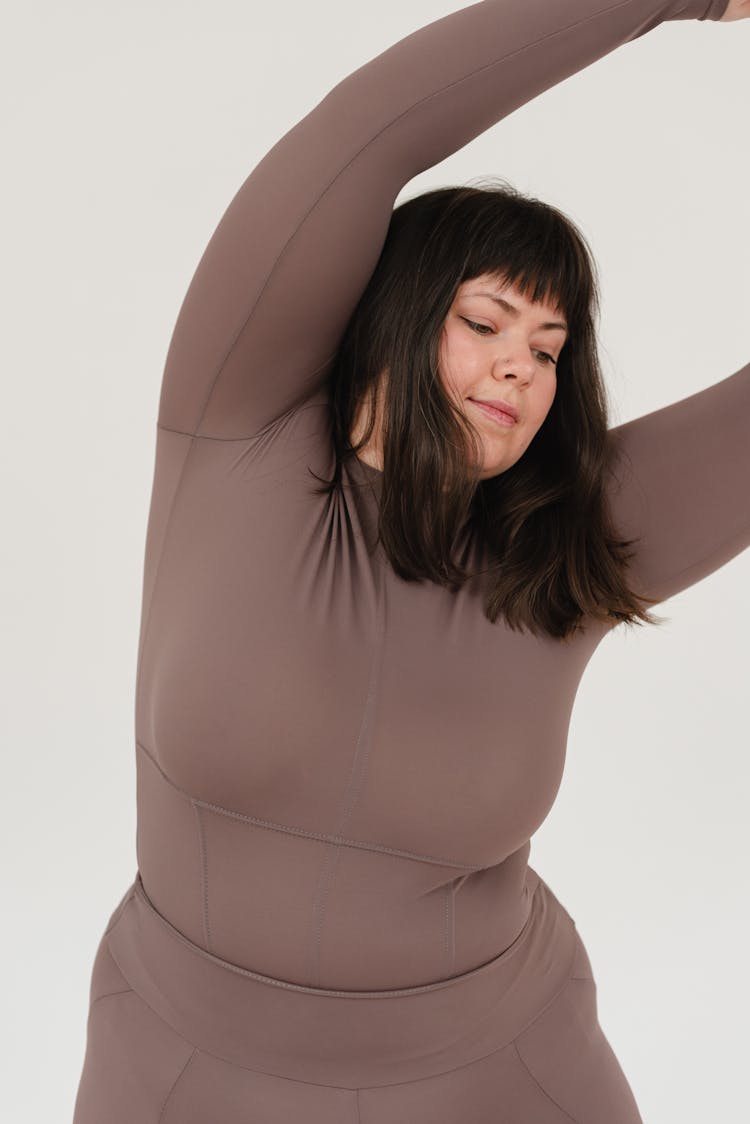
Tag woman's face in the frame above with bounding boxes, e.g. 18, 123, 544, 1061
438, 273, 569, 481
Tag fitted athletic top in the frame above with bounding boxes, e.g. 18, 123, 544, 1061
132, 0, 745, 992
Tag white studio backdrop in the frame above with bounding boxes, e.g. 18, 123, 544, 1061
1, 2, 747, 1121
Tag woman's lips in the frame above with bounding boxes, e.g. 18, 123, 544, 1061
469, 399, 517, 427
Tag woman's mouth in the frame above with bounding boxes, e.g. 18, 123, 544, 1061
468, 399, 518, 427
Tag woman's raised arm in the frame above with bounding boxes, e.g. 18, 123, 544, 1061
605, 356, 750, 608
157, 0, 729, 440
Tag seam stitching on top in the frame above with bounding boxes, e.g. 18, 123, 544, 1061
191, 799, 212, 951
306, 843, 339, 986
120, 878, 539, 1000
308, 544, 388, 984
135, 740, 481, 872
194, 799, 480, 870
159, 376, 336, 443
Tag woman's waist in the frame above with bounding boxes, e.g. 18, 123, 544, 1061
103, 866, 578, 1087
138, 839, 541, 990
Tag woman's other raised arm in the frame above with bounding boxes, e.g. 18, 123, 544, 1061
605, 357, 750, 608
158, 0, 730, 440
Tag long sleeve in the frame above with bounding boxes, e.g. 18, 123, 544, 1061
156, 0, 729, 440
604, 358, 750, 607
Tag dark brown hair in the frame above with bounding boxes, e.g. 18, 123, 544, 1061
312, 177, 662, 642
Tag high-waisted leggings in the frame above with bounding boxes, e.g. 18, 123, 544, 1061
72, 870, 643, 1123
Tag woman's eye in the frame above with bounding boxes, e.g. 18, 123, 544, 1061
462, 319, 557, 366
462, 318, 493, 335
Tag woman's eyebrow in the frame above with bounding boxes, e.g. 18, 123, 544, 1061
469, 292, 568, 333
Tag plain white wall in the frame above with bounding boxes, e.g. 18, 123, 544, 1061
2, 2, 748, 1121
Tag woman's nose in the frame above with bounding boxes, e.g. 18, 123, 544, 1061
492, 348, 536, 382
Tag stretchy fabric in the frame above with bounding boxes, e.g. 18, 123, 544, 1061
73, 1, 745, 1121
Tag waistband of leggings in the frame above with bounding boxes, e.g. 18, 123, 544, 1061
104, 867, 578, 1088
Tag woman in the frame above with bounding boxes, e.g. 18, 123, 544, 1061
72, 1, 748, 1121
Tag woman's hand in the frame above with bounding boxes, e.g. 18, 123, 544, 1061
719, 0, 750, 21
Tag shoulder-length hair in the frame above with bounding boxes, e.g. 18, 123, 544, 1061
312, 178, 661, 642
